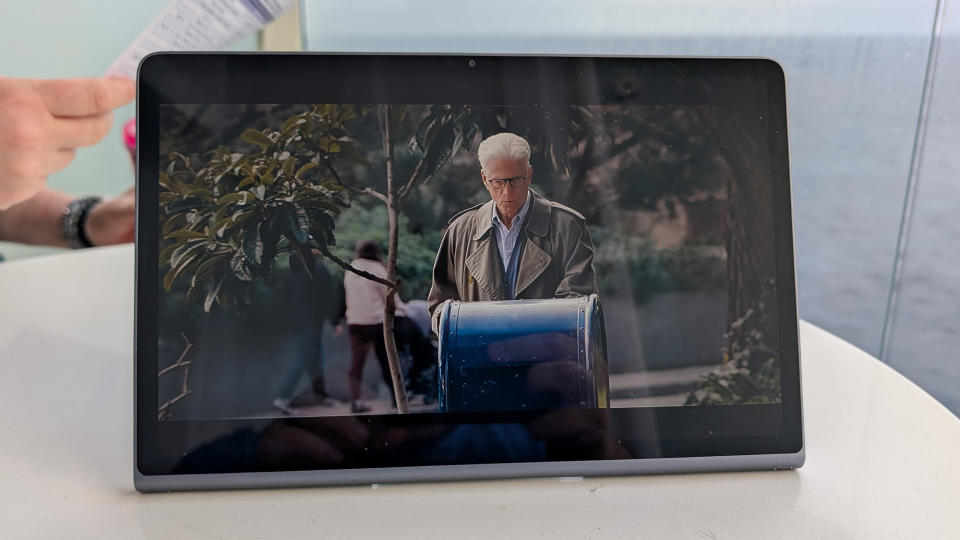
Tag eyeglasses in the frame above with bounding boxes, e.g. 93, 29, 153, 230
485, 170, 529, 189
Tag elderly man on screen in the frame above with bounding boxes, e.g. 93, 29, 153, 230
427, 132, 599, 333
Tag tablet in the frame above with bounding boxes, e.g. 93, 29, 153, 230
135, 54, 803, 491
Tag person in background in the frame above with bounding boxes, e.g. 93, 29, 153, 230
272, 251, 339, 414
393, 301, 438, 403
0, 76, 136, 254
338, 240, 440, 413
339, 240, 395, 413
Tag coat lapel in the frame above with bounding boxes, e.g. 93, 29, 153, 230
465, 200, 504, 300
515, 191, 552, 297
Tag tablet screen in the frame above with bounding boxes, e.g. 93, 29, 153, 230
137, 55, 801, 480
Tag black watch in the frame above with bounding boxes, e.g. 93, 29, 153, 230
61, 196, 102, 249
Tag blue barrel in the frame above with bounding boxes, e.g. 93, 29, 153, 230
437, 294, 609, 412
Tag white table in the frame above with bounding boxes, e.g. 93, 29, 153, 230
1, 245, 958, 539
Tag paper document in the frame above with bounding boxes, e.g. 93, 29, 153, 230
108, 0, 294, 79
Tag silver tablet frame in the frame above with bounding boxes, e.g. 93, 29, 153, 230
134, 52, 804, 492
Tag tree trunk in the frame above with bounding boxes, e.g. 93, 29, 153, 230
381, 105, 410, 413
697, 108, 778, 370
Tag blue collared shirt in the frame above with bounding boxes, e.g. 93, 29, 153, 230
491, 191, 532, 276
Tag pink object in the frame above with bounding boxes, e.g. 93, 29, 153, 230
123, 118, 136, 162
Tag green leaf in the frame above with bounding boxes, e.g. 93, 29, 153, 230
229, 249, 253, 282
165, 198, 209, 214
159, 192, 180, 204
187, 188, 214, 200
241, 129, 274, 150
195, 253, 230, 279
212, 217, 232, 238
230, 209, 256, 226
158, 171, 175, 191
411, 113, 439, 155
169, 240, 207, 269
159, 243, 179, 266
281, 156, 296, 179
237, 176, 255, 188
204, 276, 226, 312
420, 121, 459, 179
161, 214, 186, 237
164, 229, 208, 241
185, 276, 205, 303
163, 250, 202, 291
217, 192, 251, 206
287, 204, 310, 244
242, 222, 264, 265
162, 266, 178, 291
260, 163, 278, 185
282, 113, 307, 132
169, 152, 191, 170
212, 203, 232, 224
297, 194, 343, 214
295, 162, 318, 178
460, 121, 479, 151
338, 105, 358, 122
280, 118, 306, 139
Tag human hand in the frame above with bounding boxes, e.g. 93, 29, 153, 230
334, 324, 344, 336
0, 77, 135, 209
85, 186, 135, 246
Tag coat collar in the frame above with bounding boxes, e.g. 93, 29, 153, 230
473, 189, 550, 241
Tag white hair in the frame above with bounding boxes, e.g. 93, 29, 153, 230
477, 132, 530, 171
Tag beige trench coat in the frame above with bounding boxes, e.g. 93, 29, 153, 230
427, 190, 599, 333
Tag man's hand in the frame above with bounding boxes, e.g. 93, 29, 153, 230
0, 77, 135, 209
86, 187, 135, 246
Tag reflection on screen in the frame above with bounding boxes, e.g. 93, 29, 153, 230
156, 102, 781, 422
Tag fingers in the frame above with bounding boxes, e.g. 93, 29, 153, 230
1, 148, 76, 180
48, 148, 78, 175
52, 111, 114, 149
33, 77, 135, 117
0, 76, 132, 209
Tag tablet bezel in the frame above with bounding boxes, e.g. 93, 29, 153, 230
135, 53, 803, 491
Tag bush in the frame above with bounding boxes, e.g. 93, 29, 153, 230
589, 224, 726, 304
328, 204, 443, 301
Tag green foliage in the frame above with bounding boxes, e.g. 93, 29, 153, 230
328, 204, 443, 300
685, 296, 782, 405
590, 224, 726, 304
159, 105, 365, 313
600, 107, 727, 212
684, 356, 781, 405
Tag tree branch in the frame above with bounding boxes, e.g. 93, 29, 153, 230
158, 333, 193, 420
322, 156, 388, 204
316, 245, 398, 291
397, 158, 427, 201
300, 132, 388, 204
157, 376, 191, 421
